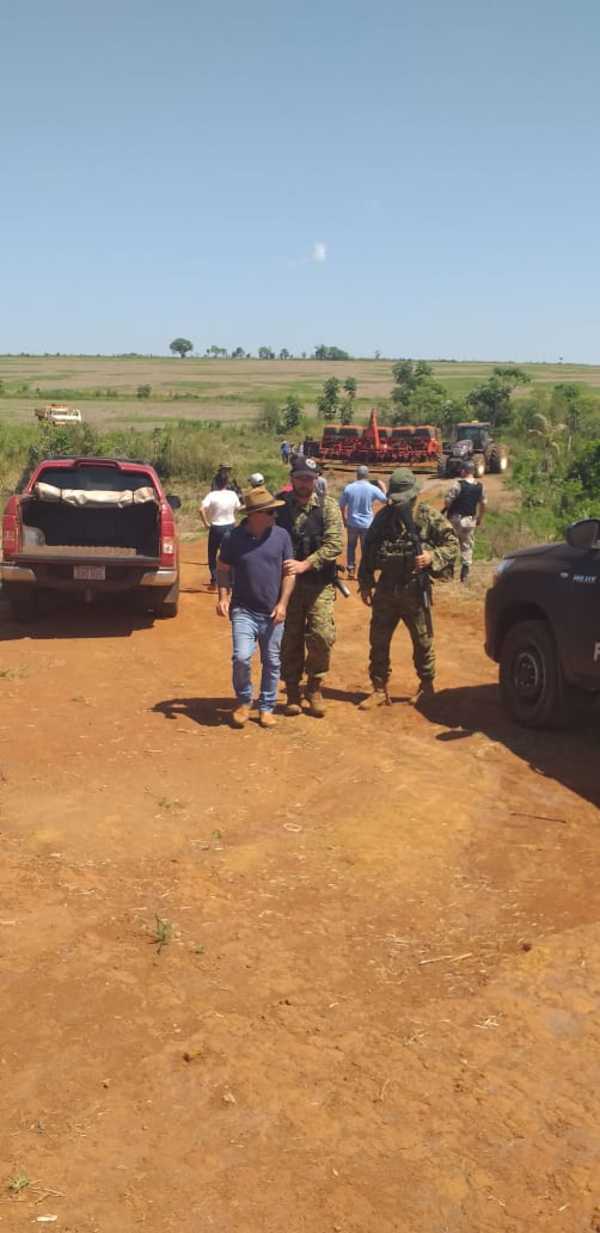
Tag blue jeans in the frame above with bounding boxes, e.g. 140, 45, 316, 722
346, 525, 367, 571
231, 607, 284, 712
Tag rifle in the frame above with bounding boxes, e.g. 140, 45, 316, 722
396, 503, 433, 636
332, 565, 351, 599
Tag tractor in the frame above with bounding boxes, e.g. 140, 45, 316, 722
438, 422, 508, 478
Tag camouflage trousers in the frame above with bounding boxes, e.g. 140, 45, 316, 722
369, 584, 434, 687
281, 583, 336, 684
450, 515, 477, 566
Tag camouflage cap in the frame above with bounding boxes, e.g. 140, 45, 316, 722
387, 468, 422, 504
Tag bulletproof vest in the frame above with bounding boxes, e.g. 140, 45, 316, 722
276, 494, 332, 582
448, 480, 482, 518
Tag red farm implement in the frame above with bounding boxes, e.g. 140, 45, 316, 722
311, 411, 441, 471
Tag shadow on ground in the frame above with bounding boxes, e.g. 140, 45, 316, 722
153, 696, 235, 728
0, 599, 154, 641
419, 684, 600, 809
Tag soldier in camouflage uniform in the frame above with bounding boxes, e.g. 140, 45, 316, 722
357, 468, 458, 709
276, 457, 343, 717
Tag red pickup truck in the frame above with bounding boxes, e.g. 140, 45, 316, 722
1, 456, 181, 621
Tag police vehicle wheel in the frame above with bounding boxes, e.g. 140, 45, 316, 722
499, 619, 574, 728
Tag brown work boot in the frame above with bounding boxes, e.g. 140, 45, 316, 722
232, 703, 251, 728
358, 685, 391, 711
306, 678, 326, 718
284, 683, 302, 716
259, 711, 277, 729
411, 679, 435, 704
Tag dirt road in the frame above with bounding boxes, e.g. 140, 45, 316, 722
1, 546, 599, 1233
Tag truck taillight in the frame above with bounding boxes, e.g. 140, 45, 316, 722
2, 513, 18, 559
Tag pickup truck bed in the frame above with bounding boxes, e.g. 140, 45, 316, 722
1, 457, 180, 620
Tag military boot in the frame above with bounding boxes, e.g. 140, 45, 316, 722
358, 685, 391, 711
284, 683, 302, 716
306, 678, 326, 718
460, 563, 470, 583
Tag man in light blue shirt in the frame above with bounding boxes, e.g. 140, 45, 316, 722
339, 465, 386, 578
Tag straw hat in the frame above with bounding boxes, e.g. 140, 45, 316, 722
239, 485, 285, 513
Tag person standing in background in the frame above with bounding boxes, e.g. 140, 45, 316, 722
338, 465, 386, 579
315, 466, 328, 500
211, 461, 242, 498
200, 478, 241, 591
442, 460, 487, 583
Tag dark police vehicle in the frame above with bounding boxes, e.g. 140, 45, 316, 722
485, 518, 600, 727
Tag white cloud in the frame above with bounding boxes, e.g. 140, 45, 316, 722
311, 241, 327, 263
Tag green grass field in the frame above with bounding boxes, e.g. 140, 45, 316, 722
2, 355, 600, 428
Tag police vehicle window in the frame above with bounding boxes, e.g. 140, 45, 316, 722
37, 466, 156, 492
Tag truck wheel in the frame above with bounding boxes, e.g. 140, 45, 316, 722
499, 619, 574, 728
9, 587, 38, 623
489, 447, 508, 474
437, 454, 448, 477
472, 452, 486, 478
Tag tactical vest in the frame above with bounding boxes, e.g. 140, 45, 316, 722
374, 513, 419, 589
276, 493, 334, 584
447, 480, 482, 518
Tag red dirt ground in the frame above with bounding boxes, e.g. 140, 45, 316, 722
1, 543, 599, 1233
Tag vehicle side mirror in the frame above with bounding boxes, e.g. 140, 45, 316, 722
566, 518, 600, 550
166, 494, 181, 511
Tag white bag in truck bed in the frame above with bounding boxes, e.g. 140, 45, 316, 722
33, 482, 157, 508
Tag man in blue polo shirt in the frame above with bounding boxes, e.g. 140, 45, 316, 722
339, 466, 386, 579
217, 486, 295, 729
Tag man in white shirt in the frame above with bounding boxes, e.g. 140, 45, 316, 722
200, 479, 241, 591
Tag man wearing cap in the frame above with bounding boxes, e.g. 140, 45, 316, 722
216, 486, 295, 729
442, 460, 487, 583
357, 468, 457, 709
211, 461, 242, 498
339, 465, 386, 579
248, 472, 265, 488
275, 457, 343, 717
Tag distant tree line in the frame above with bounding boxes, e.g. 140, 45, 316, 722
168, 338, 352, 360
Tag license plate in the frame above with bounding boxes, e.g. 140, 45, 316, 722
73, 565, 106, 581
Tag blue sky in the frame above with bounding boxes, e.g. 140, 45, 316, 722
1, 0, 598, 360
